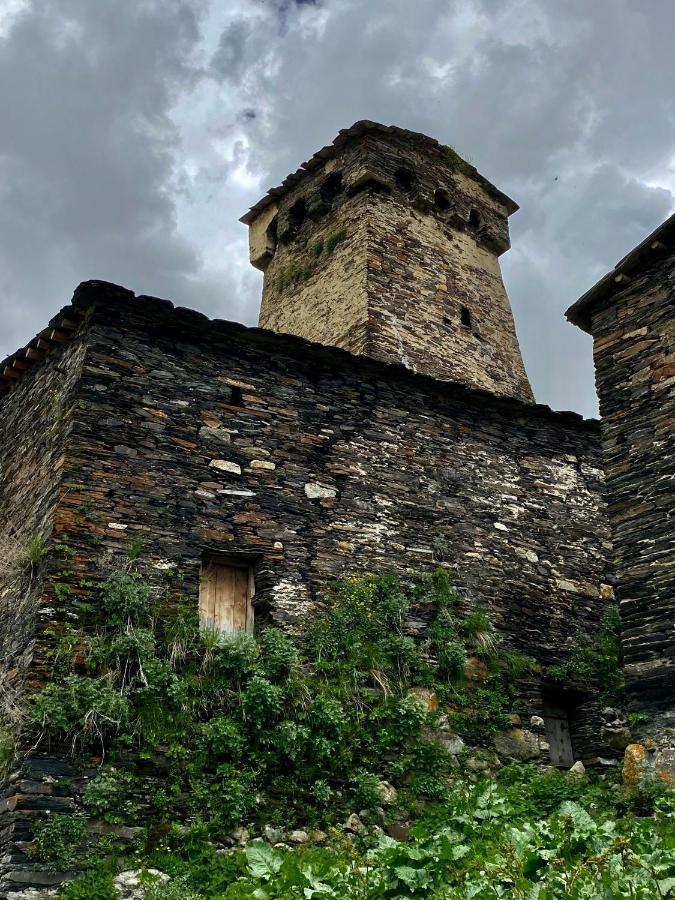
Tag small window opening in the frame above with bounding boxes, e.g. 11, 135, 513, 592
460, 306, 472, 328
289, 198, 307, 226
434, 188, 450, 211
320, 171, 343, 202
468, 208, 481, 228
265, 215, 278, 250
394, 167, 414, 192
229, 386, 244, 407
199, 554, 254, 634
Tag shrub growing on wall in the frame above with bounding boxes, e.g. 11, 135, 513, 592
28, 567, 533, 834
22, 565, 675, 899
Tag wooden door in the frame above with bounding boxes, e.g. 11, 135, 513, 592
543, 707, 574, 767
199, 560, 253, 634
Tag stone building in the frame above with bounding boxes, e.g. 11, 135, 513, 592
0, 121, 671, 891
567, 213, 675, 745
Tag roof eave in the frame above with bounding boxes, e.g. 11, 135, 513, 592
566, 212, 675, 333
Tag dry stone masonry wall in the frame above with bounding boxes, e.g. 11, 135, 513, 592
575, 245, 675, 738
0, 326, 89, 893
35, 283, 612, 666
0, 326, 88, 749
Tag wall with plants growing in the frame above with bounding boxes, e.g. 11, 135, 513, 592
2, 568, 669, 898
0, 280, 625, 893
0, 318, 88, 786
34, 282, 613, 669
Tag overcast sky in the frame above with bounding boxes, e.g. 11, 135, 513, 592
1, 0, 673, 417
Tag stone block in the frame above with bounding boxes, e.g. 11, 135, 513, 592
493, 728, 540, 761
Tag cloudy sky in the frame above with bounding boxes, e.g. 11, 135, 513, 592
1, 0, 673, 417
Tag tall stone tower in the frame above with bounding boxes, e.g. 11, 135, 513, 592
241, 121, 533, 402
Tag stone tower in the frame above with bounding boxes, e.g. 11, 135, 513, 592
241, 121, 533, 403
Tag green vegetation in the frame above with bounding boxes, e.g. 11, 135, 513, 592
60, 871, 117, 900
276, 228, 349, 291
0, 724, 13, 781
325, 228, 347, 253
23, 569, 672, 897
84, 766, 141, 823
30, 814, 88, 872
226, 786, 674, 898
444, 145, 476, 178
53, 768, 674, 898
546, 606, 624, 704
276, 263, 315, 291
33, 569, 527, 827
19, 532, 49, 568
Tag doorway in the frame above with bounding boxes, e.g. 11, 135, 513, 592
542, 694, 575, 767
199, 554, 255, 634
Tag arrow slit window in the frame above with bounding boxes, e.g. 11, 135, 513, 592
199, 555, 254, 634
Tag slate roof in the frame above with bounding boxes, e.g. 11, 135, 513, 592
566, 213, 675, 333
239, 120, 518, 224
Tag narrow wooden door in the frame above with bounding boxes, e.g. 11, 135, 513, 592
543, 708, 574, 767
199, 560, 253, 634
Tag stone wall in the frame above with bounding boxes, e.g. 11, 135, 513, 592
259, 188, 370, 356
252, 125, 533, 403
0, 324, 88, 892
44, 283, 611, 667
0, 281, 618, 891
584, 246, 675, 738
0, 323, 88, 734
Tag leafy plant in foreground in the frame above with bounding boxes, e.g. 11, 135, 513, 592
29, 567, 666, 900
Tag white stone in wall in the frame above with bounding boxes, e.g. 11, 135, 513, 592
250, 459, 276, 470
209, 460, 241, 474
304, 482, 337, 499
556, 578, 600, 597
515, 547, 539, 563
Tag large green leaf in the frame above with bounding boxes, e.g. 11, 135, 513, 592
246, 842, 284, 880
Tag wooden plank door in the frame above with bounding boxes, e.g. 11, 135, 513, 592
199, 561, 253, 634
543, 713, 574, 767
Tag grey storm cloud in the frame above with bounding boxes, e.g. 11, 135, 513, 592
1, 0, 674, 418
0, 0, 206, 354
211, 20, 252, 84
